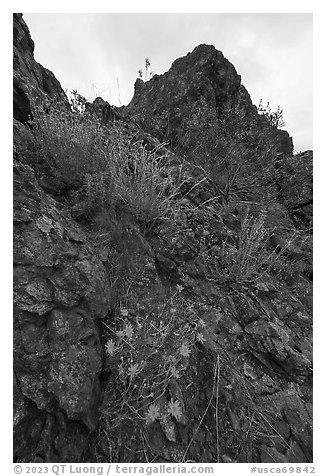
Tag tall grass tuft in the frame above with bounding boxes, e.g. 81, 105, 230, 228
203, 210, 296, 283
30, 103, 186, 226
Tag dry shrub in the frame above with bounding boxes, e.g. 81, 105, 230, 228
30, 103, 186, 225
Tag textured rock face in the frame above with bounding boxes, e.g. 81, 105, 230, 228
13, 158, 111, 461
13, 13, 69, 123
92, 200, 312, 464
13, 16, 112, 461
123, 44, 293, 154
278, 150, 313, 230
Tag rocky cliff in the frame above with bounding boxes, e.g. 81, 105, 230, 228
13, 13, 69, 124
13, 13, 111, 462
123, 43, 293, 156
13, 14, 312, 464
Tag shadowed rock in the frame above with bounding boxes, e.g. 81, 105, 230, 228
13, 158, 111, 461
13, 13, 69, 124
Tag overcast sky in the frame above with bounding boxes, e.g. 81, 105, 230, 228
24, 13, 312, 152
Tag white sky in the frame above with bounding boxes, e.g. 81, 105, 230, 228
24, 13, 312, 153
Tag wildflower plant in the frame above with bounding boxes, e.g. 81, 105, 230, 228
100, 289, 202, 433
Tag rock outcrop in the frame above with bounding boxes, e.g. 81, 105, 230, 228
123, 44, 293, 155
13, 14, 111, 462
277, 150, 313, 230
13, 13, 69, 124
13, 157, 111, 462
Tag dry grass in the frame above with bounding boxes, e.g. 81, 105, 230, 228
202, 209, 296, 284
30, 103, 186, 226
